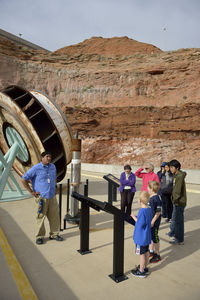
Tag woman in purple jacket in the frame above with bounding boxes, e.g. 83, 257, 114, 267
119, 165, 136, 215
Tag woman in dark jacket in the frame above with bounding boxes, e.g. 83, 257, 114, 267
157, 162, 167, 217
119, 165, 136, 215
160, 163, 173, 222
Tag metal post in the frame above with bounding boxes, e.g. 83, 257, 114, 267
108, 182, 113, 205
109, 214, 128, 283
85, 180, 88, 197
112, 185, 117, 202
64, 134, 81, 223
66, 178, 70, 213
64, 178, 70, 229
77, 185, 91, 255
69, 136, 81, 223
59, 184, 62, 231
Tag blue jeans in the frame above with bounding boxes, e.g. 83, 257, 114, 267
170, 205, 185, 242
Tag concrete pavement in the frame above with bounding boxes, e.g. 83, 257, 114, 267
0, 170, 200, 300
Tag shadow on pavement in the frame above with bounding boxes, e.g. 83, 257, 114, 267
0, 207, 78, 300
184, 205, 200, 222
154, 227, 200, 271
149, 204, 200, 271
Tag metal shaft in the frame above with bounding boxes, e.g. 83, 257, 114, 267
70, 138, 81, 218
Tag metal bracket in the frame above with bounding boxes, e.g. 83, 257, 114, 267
0, 143, 30, 202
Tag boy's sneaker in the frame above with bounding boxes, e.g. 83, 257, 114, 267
149, 251, 154, 257
149, 253, 161, 263
131, 269, 146, 278
137, 265, 149, 275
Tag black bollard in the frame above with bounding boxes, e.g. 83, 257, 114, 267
86, 179, 89, 196
77, 184, 91, 255
108, 182, 113, 205
64, 178, 70, 230
109, 214, 128, 283
84, 180, 89, 197
112, 185, 117, 202
59, 184, 63, 231
66, 178, 70, 213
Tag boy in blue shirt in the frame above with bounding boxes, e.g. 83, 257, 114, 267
148, 181, 162, 263
131, 191, 152, 278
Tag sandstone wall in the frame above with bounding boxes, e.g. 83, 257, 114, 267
0, 36, 200, 169
65, 105, 200, 169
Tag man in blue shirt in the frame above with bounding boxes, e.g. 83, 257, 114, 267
21, 151, 63, 245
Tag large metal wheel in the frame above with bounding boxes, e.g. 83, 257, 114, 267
0, 85, 72, 182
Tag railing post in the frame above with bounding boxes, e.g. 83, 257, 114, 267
59, 183, 63, 231
77, 185, 91, 255
64, 178, 70, 230
108, 182, 113, 205
109, 214, 128, 283
84, 180, 88, 197
112, 185, 117, 202
67, 178, 70, 213
85, 179, 89, 196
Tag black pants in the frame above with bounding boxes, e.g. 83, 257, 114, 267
120, 190, 135, 215
162, 193, 173, 220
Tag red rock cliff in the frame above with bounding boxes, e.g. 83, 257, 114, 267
0, 36, 200, 168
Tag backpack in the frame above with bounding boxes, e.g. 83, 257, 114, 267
160, 173, 173, 194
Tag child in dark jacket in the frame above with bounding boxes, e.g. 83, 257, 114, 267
148, 181, 162, 263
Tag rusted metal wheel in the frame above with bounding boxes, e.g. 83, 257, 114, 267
0, 85, 72, 182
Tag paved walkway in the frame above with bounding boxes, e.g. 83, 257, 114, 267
0, 170, 200, 300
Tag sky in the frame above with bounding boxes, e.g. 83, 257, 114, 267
0, 0, 200, 52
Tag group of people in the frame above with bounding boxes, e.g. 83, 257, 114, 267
21, 151, 187, 280
119, 160, 187, 278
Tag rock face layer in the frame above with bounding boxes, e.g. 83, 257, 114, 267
65, 104, 200, 169
0, 35, 200, 168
